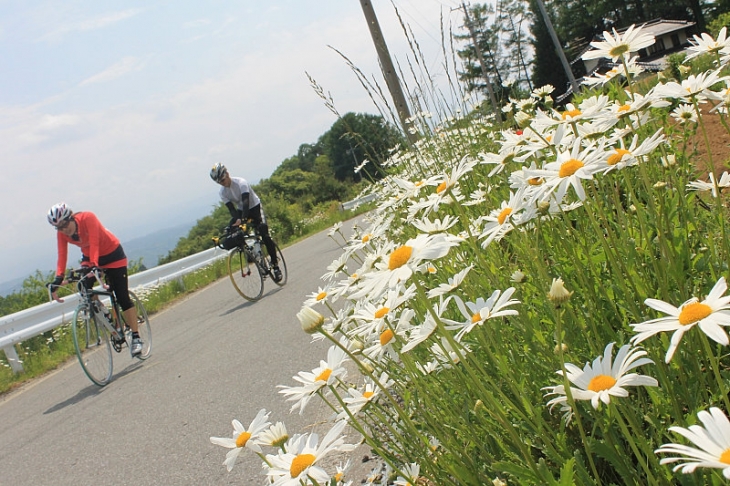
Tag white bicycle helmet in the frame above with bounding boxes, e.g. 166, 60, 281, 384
47, 202, 73, 227
210, 163, 227, 182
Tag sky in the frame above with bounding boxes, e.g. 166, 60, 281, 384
0, 0, 467, 282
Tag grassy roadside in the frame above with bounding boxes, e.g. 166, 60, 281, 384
0, 205, 371, 395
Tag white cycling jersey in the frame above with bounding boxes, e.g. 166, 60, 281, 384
219, 176, 261, 211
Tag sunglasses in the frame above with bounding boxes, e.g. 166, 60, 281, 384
56, 220, 72, 231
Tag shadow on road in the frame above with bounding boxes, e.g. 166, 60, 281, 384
43, 360, 146, 414
43, 383, 105, 414
220, 286, 285, 315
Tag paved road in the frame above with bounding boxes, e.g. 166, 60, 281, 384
0, 217, 365, 485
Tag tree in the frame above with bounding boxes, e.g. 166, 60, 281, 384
320, 112, 403, 182
528, 0, 569, 92
456, 1, 539, 101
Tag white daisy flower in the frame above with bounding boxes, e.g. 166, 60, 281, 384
670, 103, 698, 124
259, 422, 289, 449
264, 420, 357, 485
601, 130, 665, 173
655, 69, 728, 103
687, 171, 730, 198
582, 24, 655, 62
523, 138, 605, 204
394, 462, 421, 485
543, 342, 658, 412
210, 409, 271, 471
443, 289, 520, 341
631, 277, 730, 362
279, 344, 349, 414
349, 233, 459, 300
685, 26, 730, 62
427, 265, 473, 299
657, 407, 730, 479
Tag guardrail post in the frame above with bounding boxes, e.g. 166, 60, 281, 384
2, 345, 24, 374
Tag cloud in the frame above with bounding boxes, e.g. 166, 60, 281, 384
78, 56, 147, 86
38, 8, 144, 42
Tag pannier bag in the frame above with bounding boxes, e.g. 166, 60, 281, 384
220, 229, 245, 250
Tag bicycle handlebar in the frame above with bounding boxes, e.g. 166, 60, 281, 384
211, 222, 258, 250
47, 267, 108, 303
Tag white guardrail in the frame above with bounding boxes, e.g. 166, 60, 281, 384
0, 247, 228, 373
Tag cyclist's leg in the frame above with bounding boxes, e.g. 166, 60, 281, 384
251, 205, 278, 266
105, 267, 138, 333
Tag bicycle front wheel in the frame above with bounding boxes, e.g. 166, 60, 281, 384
228, 248, 263, 300
128, 291, 152, 360
72, 305, 113, 386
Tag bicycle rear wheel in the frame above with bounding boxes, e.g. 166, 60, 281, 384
72, 305, 113, 386
126, 291, 152, 360
228, 247, 263, 300
266, 242, 288, 287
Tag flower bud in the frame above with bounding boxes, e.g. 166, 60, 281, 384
297, 306, 325, 334
510, 269, 526, 283
548, 277, 573, 304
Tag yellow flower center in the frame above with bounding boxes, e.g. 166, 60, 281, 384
608, 44, 630, 58
315, 368, 332, 382
497, 207, 513, 225
389, 245, 413, 270
316, 292, 327, 301
559, 159, 584, 178
436, 181, 448, 193
374, 307, 389, 319
528, 177, 544, 186
618, 104, 631, 113
235, 431, 251, 448
363, 390, 375, 399
720, 448, 730, 464
362, 234, 371, 243
415, 180, 425, 187
678, 301, 712, 325
335, 472, 344, 481
587, 374, 617, 392
607, 148, 631, 166
380, 329, 395, 346
290, 453, 316, 478
471, 312, 482, 324
427, 266, 437, 274
562, 109, 581, 119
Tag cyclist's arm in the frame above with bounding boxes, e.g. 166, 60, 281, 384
225, 201, 242, 227
55, 231, 69, 278
239, 192, 250, 221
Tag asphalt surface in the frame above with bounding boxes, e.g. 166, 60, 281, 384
0, 216, 371, 485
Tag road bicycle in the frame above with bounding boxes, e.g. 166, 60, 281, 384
213, 222, 288, 301
49, 268, 151, 386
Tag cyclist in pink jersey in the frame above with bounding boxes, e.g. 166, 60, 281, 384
46, 203, 143, 357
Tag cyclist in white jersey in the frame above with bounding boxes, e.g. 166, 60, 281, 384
210, 163, 282, 282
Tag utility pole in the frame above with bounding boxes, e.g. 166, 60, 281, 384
359, 0, 418, 143
533, 0, 580, 94
461, 2, 502, 123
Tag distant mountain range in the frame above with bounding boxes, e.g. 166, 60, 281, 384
0, 221, 194, 297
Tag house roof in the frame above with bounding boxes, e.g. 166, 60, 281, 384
632, 18, 696, 37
